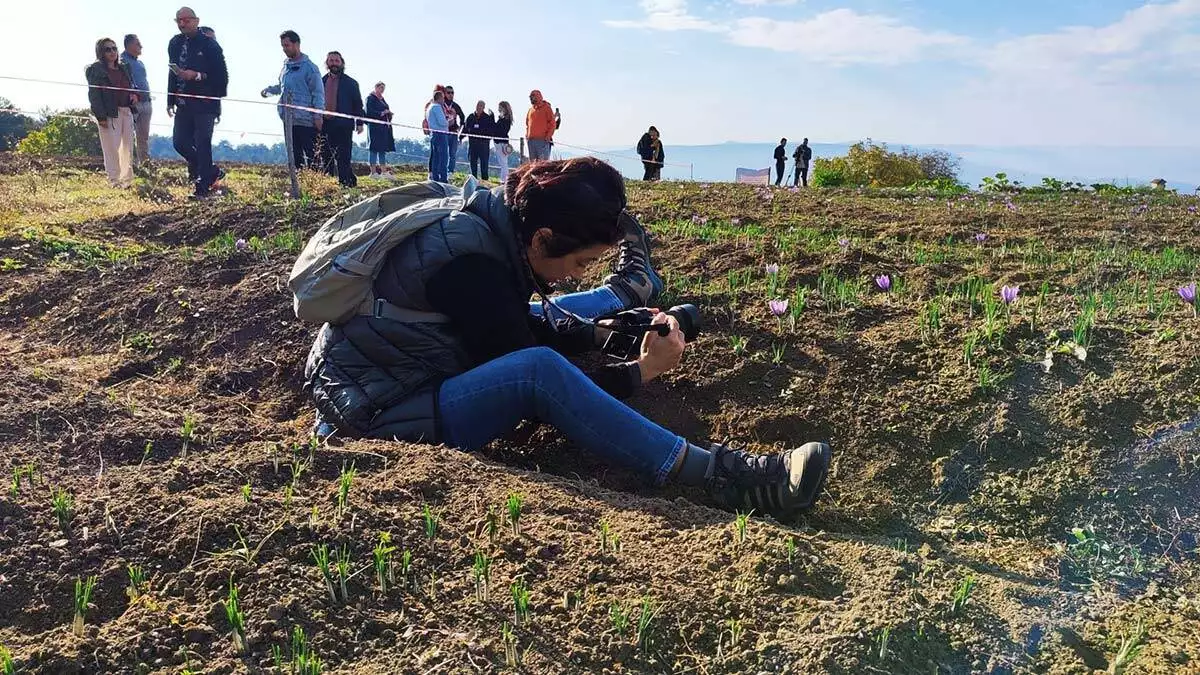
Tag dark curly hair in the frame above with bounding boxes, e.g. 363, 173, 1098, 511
505, 156, 626, 257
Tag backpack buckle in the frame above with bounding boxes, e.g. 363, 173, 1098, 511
372, 298, 387, 319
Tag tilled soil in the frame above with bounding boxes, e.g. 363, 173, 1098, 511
1, 161, 1199, 674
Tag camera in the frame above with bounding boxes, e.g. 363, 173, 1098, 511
599, 304, 701, 360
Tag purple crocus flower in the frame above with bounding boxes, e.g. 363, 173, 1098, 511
1001, 285, 1020, 304
838, 237, 850, 251
875, 274, 891, 291
975, 233, 988, 244
765, 263, 780, 276
235, 238, 248, 251
768, 299, 788, 316
1180, 282, 1197, 305
1188, 206, 1197, 214
731, 217, 741, 225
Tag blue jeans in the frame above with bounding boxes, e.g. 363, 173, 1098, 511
369, 150, 387, 166
428, 133, 448, 182
438, 287, 685, 484
446, 135, 461, 176
528, 139, 551, 161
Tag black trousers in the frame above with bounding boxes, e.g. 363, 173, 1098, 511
291, 125, 317, 169
319, 124, 356, 187
642, 161, 661, 181
794, 164, 808, 187
468, 141, 491, 181
172, 106, 216, 192
775, 160, 786, 185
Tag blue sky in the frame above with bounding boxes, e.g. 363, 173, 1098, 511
2, 0, 1198, 151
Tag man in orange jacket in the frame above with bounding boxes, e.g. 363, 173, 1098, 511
525, 89, 555, 161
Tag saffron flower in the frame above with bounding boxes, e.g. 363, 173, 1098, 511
235, 238, 248, 251
1001, 285, 1020, 304
731, 217, 741, 225
875, 274, 891, 292
768, 299, 788, 316
1180, 282, 1197, 316
838, 237, 850, 251
975, 233, 987, 244
765, 263, 779, 276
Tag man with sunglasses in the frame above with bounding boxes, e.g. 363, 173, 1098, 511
167, 6, 228, 198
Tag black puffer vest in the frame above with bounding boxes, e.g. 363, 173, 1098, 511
305, 186, 531, 441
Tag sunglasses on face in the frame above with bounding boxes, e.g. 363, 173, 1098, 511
103, 46, 118, 52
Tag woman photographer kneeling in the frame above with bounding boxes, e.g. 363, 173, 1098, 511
305, 157, 831, 520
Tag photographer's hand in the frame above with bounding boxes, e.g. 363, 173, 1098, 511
637, 312, 685, 383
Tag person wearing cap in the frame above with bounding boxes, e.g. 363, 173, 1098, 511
525, 89, 555, 161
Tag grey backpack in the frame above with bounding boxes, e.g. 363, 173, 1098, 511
289, 178, 479, 325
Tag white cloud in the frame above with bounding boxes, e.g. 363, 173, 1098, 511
602, 0, 724, 32
728, 9, 969, 64
734, 0, 801, 5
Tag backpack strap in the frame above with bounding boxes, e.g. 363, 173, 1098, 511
371, 298, 451, 323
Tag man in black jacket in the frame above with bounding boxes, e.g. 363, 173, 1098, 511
320, 51, 365, 187
167, 6, 228, 198
773, 138, 787, 186
792, 138, 812, 187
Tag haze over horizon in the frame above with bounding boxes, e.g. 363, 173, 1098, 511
2, 0, 1198, 154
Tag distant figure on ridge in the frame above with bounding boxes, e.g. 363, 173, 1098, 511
443, 85, 465, 177
773, 138, 787, 186
462, 100, 495, 181
167, 6, 228, 199
87, 37, 137, 188
637, 126, 665, 182
260, 30, 324, 171
365, 81, 396, 179
526, 89, 555, 161
120, 34, 152, 168
492, 101, 515, 184
792, 138, 812, 187
319, 51, 364, 188
425, 88, 449, 183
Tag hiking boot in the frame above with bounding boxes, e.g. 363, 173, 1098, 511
704, 441, 831, 520
604, 212, 663, 308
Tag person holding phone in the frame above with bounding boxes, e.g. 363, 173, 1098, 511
167, 6, 228, 199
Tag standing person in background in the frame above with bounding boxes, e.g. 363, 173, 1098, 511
792, 137, 812, 187
492, 100, 514, 185
525, 89, 555, 161
637, 126, 664, 182
167, 6, 228, 199
463, 100, 494, 181
425, 89, 449, 183
87, 38, 137, 188
319, 51, 364, 187
773, 138, 787, 186
365, 81, 395, 179
120, 34, 152, 168
260, 30, 324, 170
443, 85, 465, 177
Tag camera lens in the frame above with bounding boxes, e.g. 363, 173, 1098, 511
666, 304, 701, 342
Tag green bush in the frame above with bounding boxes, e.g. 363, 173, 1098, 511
812, 140, 958, 189
16, 109, 100, 157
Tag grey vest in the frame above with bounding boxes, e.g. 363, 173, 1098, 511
305, 187, 531, 441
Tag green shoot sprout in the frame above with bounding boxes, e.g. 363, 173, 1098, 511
334, 545, 352, 602
784, 536, 796, 565
222, 579, 248, 654
241, 481, 251, 503
473, 551, 492, 602
336, 461, 356, 516
399, 549, 413, 590
876, 626, 891, 659
636, 596, 660, 653
950, 574, 976, 615
501, 621, 520, 667
311, 544, 337, 603
610, 601, 631, 635
484, 505, 500, 545
1, 643, 15, 675
511, 579, 531, 625
126, 564, 146, 602
51, 487, 74, 534
372, 532, 395, 593
180, 413, 197, 458
423, 504, 438, 541
506, 492, 523, 537
734, 510, 753, 545
72, 575, 97, 636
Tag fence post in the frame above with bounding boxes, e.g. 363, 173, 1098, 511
283, 92, 300, 199
519, 137, 527, 165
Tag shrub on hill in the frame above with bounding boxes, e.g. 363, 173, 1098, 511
812, 139, 960, 188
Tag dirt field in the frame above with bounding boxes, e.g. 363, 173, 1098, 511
1, 154, 1198, 674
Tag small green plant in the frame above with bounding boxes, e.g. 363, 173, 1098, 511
770, 342, 785, 364
511, 579, 531, 625
311, 544, 338, 603
734, 510, 752, 545
423, 504, 439, 541
0, 644, 13, 675
222, 579, 248, 654
783, 536, 796, 565
724, 618, 744, 652
139, 440, 153, 467
126, 564, 147, 602
610, 601, 632, 635
276, 625, 323, 675
598, 519, 621, 554
501, 621, 521, 668
876, 626, 891, 660
484, 506, 500, 545
729, 335, 748, 356
1108, 618, 1147, 674
506, 492, 523, 537
334, 545, 352, 602
635, 596, 660, 654
950, 574, 976, 615
241, 481, 252, 503
51, 487, 74, 533
336, 461, 356, 516
398, 549, 413, 590
72, 575, 97, 636
978, 362, 1001, 393
920, 298, 942, 341
473, 551, 492, 602
372, 532, 395, 593
180, 413, 198, 458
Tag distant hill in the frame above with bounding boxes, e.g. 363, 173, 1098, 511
600, 141, 1200, 191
